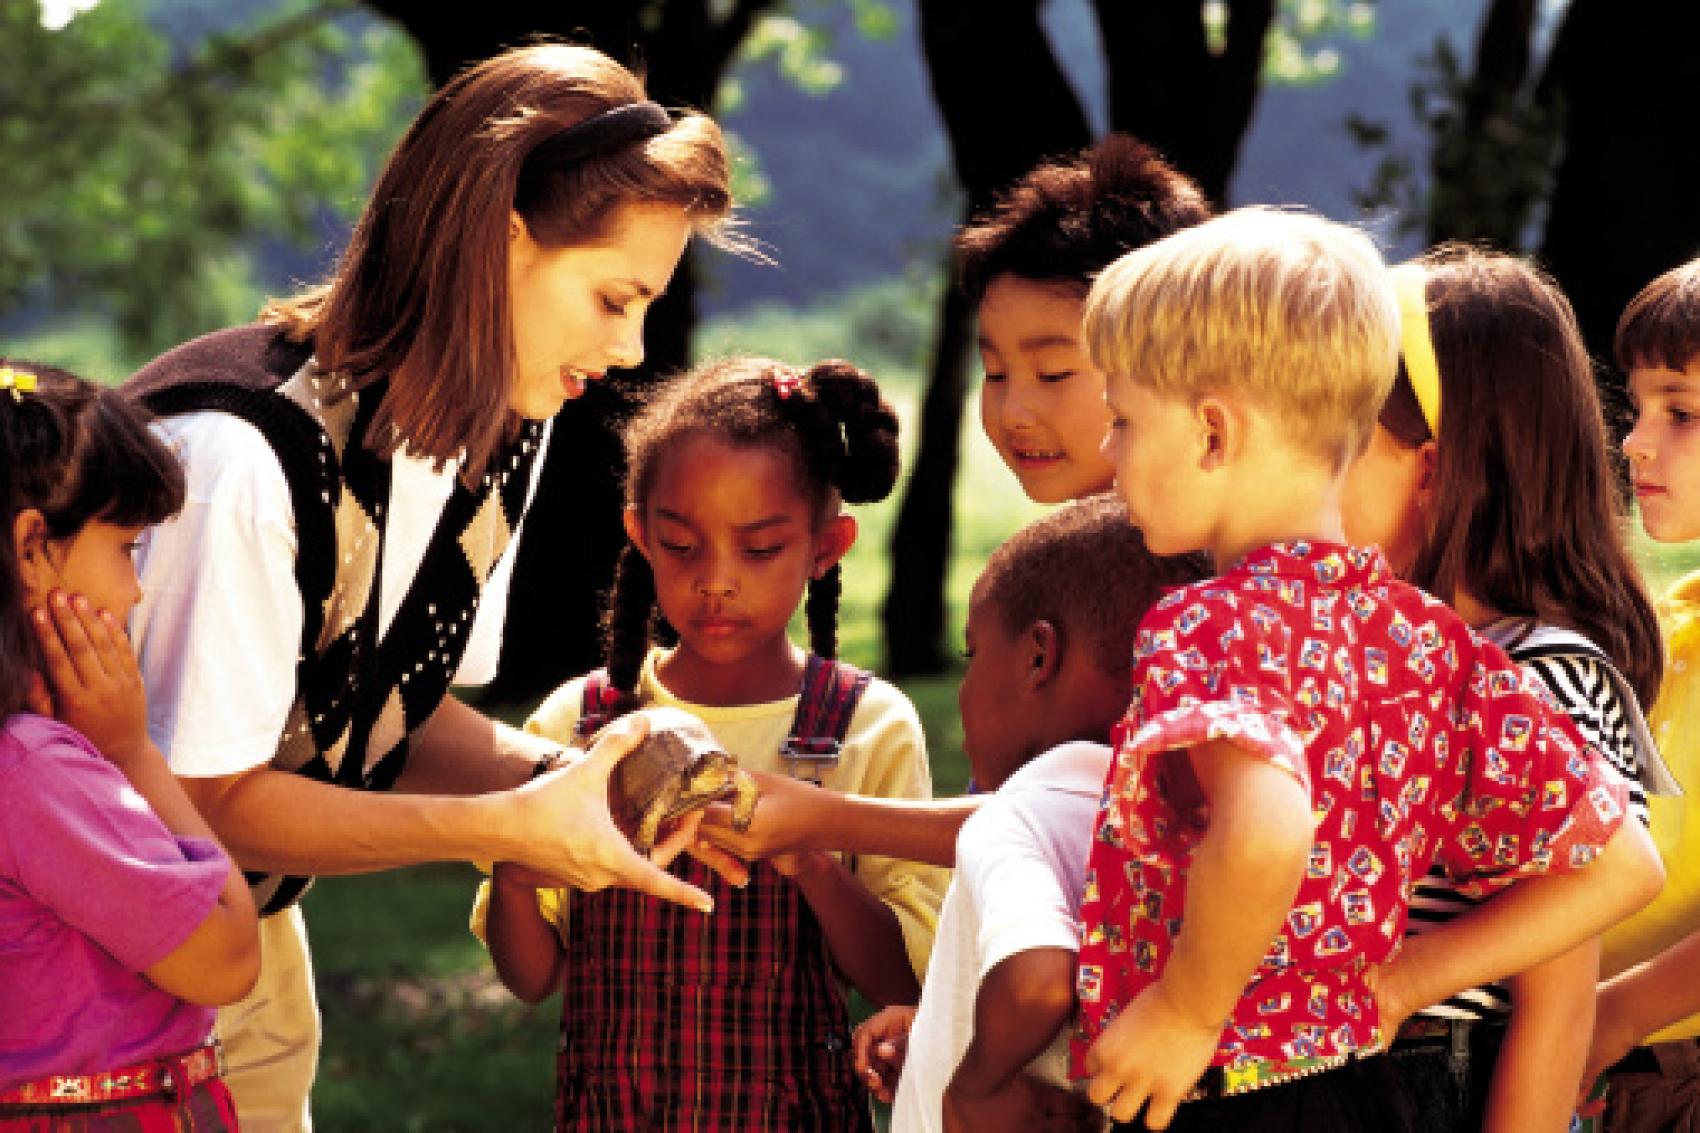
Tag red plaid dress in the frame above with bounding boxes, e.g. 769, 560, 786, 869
1071, 541, 1628, 1083
557, 662, 875, 1132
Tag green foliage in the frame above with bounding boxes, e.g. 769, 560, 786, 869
1350, 28, 1561, 246
1259, 0, 1378, 86
2, 0, 425, 356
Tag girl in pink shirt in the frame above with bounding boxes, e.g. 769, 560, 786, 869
0, 362, 258, 1131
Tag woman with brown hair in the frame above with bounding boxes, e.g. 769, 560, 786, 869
118, 42, 737, 1131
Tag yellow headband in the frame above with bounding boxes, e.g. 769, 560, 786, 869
1390, 264, 1441, 436
0, 365, 38, 402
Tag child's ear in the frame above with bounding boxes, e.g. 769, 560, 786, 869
1194, 395, 1239, 470
621, 506, 650, 559
12, 509, 53, 599
1025, 620, 1062, 691
812, 513, 858, 578
1413, 440, 1440, 504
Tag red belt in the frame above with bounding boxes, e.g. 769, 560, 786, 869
0, 1042, 222, 1108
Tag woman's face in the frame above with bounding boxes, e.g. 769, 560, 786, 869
1341, 424, 1432, 573
976, 274, 1116, 503
507, 202, 693, 421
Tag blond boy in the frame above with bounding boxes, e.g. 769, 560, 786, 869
1071, 208, 1663, 1132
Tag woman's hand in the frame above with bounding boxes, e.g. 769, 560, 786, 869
853, 1004, 916, 1104
502, 713, 714, 913
32, 590, 153, 766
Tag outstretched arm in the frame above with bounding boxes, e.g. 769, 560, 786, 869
699, 769, 984, 867
1584, 929, 1700, 1091
1084, 741, 1313, 1130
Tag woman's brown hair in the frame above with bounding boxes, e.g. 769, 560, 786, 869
1394, 246, 1663, 705
265, 42, 735, 482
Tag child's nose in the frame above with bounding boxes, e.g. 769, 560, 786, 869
1622, 418, 1653, 462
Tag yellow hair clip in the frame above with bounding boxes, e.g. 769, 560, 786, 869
0, 365, 38, 402
1390, 264, 1441, 436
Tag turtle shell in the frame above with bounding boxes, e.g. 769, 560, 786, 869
611, 706, 732, 824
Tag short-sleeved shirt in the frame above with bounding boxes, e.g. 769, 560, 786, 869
0, 714, 230, 1087
1071, 541, 1628, 1077
891, 741, 1109, 1133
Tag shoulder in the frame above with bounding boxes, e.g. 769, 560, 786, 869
525, 672, 598, 743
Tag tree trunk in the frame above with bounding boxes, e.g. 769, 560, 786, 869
886, 0, 1093, 675
1538, 0, 1700, 384
1092, 0, 1274, 205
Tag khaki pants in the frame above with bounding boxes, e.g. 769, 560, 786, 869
215, 904, 320, 1133
1608, 1040, 1700, 1133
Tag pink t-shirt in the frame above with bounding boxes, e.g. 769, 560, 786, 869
0, 713, 229, 1087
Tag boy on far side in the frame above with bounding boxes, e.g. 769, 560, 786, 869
853, 496, 1208, 1133
1589, 255, 1700, 1130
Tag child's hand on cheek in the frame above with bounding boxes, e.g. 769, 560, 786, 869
32, 590, 153, 767
1083, 979, 1220, 1129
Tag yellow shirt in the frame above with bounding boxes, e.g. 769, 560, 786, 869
472, 649, 949, 980
1603, 569, 1700, 1041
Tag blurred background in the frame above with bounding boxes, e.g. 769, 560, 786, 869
5, 1, 1699, 1126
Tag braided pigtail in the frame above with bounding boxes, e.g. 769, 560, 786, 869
601, 543, 657, 712
804, 563, 842, 659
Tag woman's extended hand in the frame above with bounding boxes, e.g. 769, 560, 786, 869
504, 713, 715, 913
32, 590, 154, 766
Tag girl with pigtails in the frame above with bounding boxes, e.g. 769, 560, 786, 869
474, 356, 949, 1130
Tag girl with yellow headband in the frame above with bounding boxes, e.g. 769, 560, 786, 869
1342, 246, 1667, 1133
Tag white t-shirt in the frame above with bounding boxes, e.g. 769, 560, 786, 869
132, 397, 551, 778
890, 741, 1110, 1133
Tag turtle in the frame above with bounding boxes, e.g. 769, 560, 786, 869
610, 706, 761, 852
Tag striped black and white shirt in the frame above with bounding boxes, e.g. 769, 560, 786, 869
1406, 621, 1653, 1021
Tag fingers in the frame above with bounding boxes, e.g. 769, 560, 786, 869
687, 837, 751, 888
582, 712, 651, 775
650, 809, 703, 868
608, 840, 714, 914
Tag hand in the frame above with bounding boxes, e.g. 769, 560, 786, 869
1083, 981, 1220, 1129
945, 1072, 1107, 1133
1579, 980, 1643, 1104
504, 713, 714, 914
1364, 956, 1417, 1048
31, 590, 153, 766
698, 769, 829, 860
853, 1004, 916, 1104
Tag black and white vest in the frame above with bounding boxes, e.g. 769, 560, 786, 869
127, 324, 544, 914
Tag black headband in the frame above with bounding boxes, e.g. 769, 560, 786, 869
526, 101, 672, 172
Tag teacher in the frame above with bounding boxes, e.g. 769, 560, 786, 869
124, 42, 734, 1132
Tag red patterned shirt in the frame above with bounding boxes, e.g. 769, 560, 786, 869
1071, 541, 1627, 1083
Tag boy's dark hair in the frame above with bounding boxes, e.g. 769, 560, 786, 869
604, 356, 901, 702
977, 494, 1210, 680
954, 133, 1212, 304
1393, 247, 1663, 707
1616, 256, 1700, 374
0, 362, 186, 719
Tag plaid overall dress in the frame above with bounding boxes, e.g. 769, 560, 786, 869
557, 657, 877, 1132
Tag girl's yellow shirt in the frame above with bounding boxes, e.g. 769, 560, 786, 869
1604, 569, 1700, 1041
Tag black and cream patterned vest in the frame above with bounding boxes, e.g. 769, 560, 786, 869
127, 324, 544, 915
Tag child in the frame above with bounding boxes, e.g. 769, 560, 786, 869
852, 496, 1208, 1133
1338, 247, 1669, 1132
1071, 208, 1663, 1132
1582, 255, 1700, 1130
0, 363, 258, 1128
956, 134, 1211, 504
474, 357, 949, 1130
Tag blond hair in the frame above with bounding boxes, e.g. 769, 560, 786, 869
1083, 207, 1399, 468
